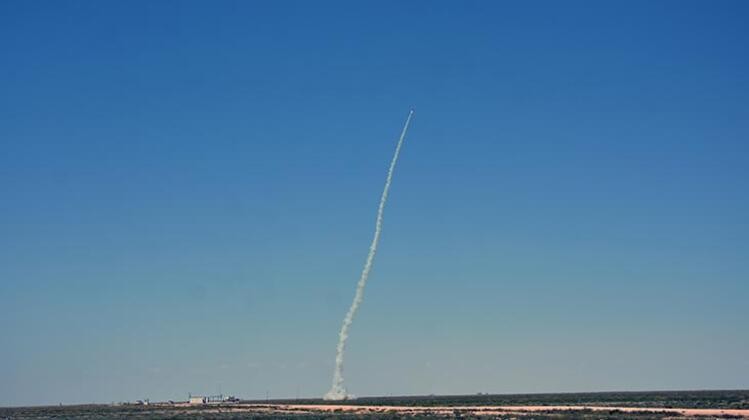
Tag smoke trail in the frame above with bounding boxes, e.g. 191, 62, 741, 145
324, 110, 414, 401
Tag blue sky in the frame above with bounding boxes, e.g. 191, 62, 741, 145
1, 0, 748, 406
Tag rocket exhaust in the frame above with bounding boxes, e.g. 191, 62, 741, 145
324, 109, 414, 401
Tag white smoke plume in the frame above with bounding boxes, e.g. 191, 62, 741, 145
324, 110, 415, 401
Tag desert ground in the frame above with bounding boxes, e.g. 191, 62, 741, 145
225, 402, 749, 418
2, 403, 748, 419
3, 390, 749, 419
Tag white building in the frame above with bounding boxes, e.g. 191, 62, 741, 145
189, 396, 207, 405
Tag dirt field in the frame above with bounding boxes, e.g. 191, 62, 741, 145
243, 402, 749, 418
3, 390, 749, 419
3, 403, 748, 419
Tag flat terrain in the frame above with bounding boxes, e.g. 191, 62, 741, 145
3, 390, 748, 419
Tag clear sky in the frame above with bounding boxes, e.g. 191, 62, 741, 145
1, 0, 748, 407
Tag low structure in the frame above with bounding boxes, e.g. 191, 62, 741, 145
188, 393, 235, 404
189, 396, 207, 405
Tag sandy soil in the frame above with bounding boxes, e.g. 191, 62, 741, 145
241, 403, 749, 417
